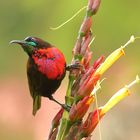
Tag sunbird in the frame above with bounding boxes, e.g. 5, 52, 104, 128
10, 36, 73, 115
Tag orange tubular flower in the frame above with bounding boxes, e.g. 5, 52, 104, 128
78, 76, 139, 138
76, 56, 104, 98
94, 47, 125, 76
100, 75, 140, 115
94, 35, 135, 77
49, 108, 64, 139
69, 96, 94, 122
80, 108, 104, 137
51, 108, 64, 129
93, 56, 104, 69
77, 73, 100, 98
77, 35, 136, 99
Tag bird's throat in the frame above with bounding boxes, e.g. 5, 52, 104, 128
23, 45, 34, 56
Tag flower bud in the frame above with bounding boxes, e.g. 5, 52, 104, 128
80, 108, 104, 137
73, 38, 82, 55
87, 0, 94, 11
51, 108, 64, 129
69, 96, 94, 121
82, 51, 93, 69
79, 17, 92, 37
91, 0, 101, 15
80, 34, 91, 56
49, 128, 58, 140
77, 74, 100, 98
93, 55, 104, 69
87, 0, 101, 16
64, 124, 80, 140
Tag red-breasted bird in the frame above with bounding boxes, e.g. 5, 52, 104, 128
10, 36, 70, 115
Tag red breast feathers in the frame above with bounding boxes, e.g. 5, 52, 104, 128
32, 47, 66, 80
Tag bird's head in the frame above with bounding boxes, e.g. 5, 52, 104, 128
10, 36, 51, 56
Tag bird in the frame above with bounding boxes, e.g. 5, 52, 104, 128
10, 36, 69, 115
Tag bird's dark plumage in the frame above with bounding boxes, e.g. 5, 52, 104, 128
11, 36, 66, 115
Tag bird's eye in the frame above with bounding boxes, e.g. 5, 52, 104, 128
24, 36, 37, 47
24, 36, 33, 42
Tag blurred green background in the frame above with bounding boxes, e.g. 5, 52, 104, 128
0, 0, 140, 140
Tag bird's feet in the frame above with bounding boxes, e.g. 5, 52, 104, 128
61, 104, 71, 112
49, 96, 71, 112
66, 60, 84, 72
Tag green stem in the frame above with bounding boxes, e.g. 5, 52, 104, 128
66, 76, 75, 105
55, 76, 74, 140
55, 2, 95, 140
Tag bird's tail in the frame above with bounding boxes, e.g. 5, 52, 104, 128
32, 95, 41, 115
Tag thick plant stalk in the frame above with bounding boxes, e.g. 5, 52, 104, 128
48, 0, 139, 140
55, 1, 101, 140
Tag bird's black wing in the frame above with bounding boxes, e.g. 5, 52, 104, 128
27, 58, 41, 115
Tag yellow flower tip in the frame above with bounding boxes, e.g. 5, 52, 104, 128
130, 35, 135, 43
136, 75, 140, 83
127, 75, 140, 88
122, 35, 135, 49
135, 36, 140, 40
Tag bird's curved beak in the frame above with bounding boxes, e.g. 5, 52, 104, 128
10, 40, 34, 56
10, 40, 27, 46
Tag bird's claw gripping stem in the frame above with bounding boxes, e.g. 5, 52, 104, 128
49, 96, 71, 112
61, 104, 71, 112
66, 61, 85, 72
